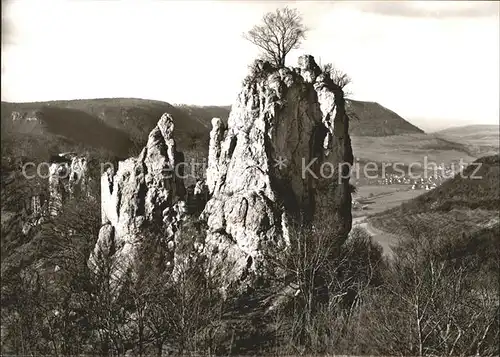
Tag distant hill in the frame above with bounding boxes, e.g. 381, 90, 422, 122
175, 104, 231, 129
370, 154, 500, 238
1, 97, 465, 189
434, 124, 499, 157
1, 98, 230, 161
436, 124, 499, 138
347, 100, 424, 136
204, 99, 424, 137
1, 97, 425, 163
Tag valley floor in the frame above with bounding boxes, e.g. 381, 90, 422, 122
351, 184, 427, 256
353, 184, 430, 216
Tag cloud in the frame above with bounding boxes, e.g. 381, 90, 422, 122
350, 1, 499, 19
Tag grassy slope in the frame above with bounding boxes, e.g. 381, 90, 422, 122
369, 154, 500, 237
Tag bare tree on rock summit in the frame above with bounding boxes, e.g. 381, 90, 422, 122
244, 7, 308, 67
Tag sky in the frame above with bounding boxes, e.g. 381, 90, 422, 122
1, 0, 499, 132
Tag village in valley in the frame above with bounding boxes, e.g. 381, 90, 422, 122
351, 162, 465, 212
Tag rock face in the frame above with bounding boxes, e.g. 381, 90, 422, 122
201, 55, 353, 286
90, 113, 187, 277
48, 153, 89, 216
21, 195, 44, 235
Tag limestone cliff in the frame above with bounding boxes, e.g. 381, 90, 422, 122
90, 113, 187, 277
201, 55, 353, 286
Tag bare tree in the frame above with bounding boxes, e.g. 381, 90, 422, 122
353, 221, 499, 357
244, 7, 307, 67
320, 62, 360, 123
266, 215, 386, 354
322, 63, 352, 92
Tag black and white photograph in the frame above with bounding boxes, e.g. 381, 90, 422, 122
1, 1, 499, 356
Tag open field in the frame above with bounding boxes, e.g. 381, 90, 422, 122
355, 184, 411, 199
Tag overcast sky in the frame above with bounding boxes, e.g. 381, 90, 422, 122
1, 0, 499, 131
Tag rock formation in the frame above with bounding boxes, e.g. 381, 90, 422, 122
21, 195, 44, 235
85, 55, 353, 290
13, 153, 89, 235
200, 55, 353, 287
90, 113, 187, 278
48, 153, 89, 216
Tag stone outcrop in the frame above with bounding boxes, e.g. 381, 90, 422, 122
13, 152, 88, 235
90, 113, 187, 277
21, 195, 44, 235
8, 110, 45, 136
48, 153, 89, 216
201, 55, 353, 287
11, 110, 42, 123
